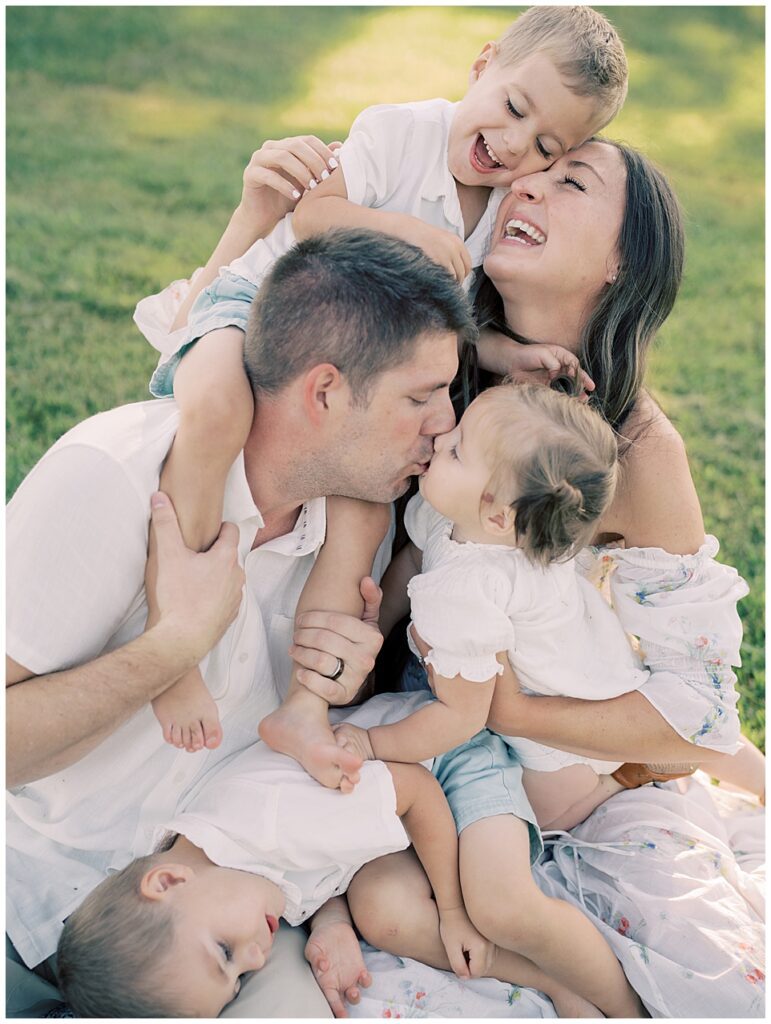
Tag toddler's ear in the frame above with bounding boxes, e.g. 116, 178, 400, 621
469, 41, 499, 83
482, 503, 516, 539
140, 863, 194, 901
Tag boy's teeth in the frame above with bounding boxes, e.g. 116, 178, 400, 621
504, 219, 546, 245
483, 138, 503, 167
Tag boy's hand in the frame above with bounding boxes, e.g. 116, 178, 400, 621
393, 217, 472, 283
239, 136, 342, 229
477, 329, 595, 398
305, 919, 372, 1018
438, 905, 495, 979
334, 722, 376, 762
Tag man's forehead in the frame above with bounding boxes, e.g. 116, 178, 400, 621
396, 330, 459, 381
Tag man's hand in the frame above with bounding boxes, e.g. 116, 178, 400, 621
438, 905, 495, 980
305, 918, 372, 1018
147, 492, 245, 663
239, 136, 342, 231
292, 577, 384, 705
333, 722, 376, 762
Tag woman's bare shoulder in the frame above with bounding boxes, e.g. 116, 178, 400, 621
604, 394, 706, 554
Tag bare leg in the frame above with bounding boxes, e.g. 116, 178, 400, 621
460, 816, 646, 1018
701, 735, 765, 802
348, 849, 604, 1018
523, 765, 625, 831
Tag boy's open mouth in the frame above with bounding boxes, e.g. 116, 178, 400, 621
503, 218, 546, 246
472, 133, 504, 172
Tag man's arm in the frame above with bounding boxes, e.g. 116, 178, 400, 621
7, 493, 244, 788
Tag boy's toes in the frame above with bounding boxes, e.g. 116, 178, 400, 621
170, 724, 184, 749
202, 719, 223, 750
187, 721, 204, 752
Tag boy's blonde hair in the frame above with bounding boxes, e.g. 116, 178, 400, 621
57, 854, 186, 1017
496, 6, 628, 128
475, 383, 618, 566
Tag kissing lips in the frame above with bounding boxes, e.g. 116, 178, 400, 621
266, 914, 279, 935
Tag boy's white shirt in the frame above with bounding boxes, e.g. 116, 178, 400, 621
134, 99, 507, 360
161, 692, 434, 925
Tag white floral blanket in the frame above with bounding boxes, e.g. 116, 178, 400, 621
351, 774, 765, 1018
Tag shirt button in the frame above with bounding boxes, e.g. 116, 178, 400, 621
238, 652, 248, 663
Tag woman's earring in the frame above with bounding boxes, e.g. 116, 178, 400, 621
610, 272, 618, 283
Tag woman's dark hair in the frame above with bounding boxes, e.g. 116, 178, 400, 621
474, 138, 685, 442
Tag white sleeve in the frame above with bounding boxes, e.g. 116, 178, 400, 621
6, 446, 150, 675
607, 537, 748, 754
408, 566, 515, 682
338, 104, 416, 208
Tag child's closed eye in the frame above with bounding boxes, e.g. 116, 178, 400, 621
218, 940, 234, 962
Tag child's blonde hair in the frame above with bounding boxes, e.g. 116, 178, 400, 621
475, 383, 618, 566
57, 854, 185, 1017
496, 6, 628, 128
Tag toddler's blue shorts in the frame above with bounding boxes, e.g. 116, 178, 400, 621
402, 653, 542, 864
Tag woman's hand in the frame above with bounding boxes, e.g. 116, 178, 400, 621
438, 905, 494, 979
477, 329, 595, 397
305, 917, 372, 1018
238, 135, 342, 231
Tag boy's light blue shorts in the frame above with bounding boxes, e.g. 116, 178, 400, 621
402, 654, 542, 864
149, 271, 257, 398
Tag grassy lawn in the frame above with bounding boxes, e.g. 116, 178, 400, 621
6, 6, 764, 747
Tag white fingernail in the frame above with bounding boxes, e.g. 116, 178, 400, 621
321, 169, 330, 180
329, 157, 339, 169
292, 189, 301, 199
309, 179, 318, 189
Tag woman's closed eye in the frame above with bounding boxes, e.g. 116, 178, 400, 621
450, 445, 459, 460
561, 174, 587, 192
218, 940, 234, 962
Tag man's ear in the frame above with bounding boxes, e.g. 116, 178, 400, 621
302, 364, 345, 426
482, 502, 516, 539
469, 41, 498, 84
140, 863, 194, 902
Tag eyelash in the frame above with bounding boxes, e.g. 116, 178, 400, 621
449, 446, 459, 460
506, 99, 551, 161
410, 397, 429, 406
219, 941, 233, 962
562, 174, 587, 192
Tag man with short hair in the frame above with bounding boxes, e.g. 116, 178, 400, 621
6, 229, 474, 1017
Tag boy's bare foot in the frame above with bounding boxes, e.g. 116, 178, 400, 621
152, 669, 223, 753
259, 704, 362, 792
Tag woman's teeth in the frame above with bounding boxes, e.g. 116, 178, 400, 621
504, 219, 546, 245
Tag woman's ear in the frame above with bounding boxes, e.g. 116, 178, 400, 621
606, 255, 621, 285
469, 41, 498, 84
140, 863, 194, 902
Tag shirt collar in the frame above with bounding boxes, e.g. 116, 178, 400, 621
223, 452, 327, 559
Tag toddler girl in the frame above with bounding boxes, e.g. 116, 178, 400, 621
335, 382, 649, 1017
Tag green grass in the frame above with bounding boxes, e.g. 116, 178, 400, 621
6, 7, 764, 748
